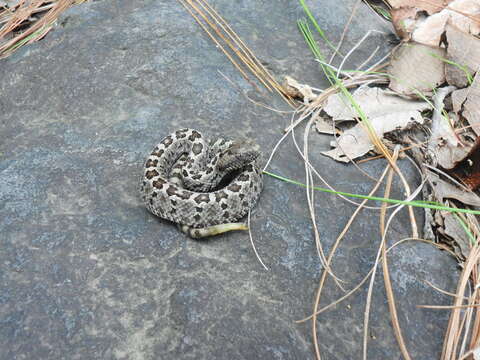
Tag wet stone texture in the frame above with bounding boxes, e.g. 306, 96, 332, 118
0, 0, 458, 359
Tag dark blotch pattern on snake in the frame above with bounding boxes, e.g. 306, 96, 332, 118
140, 128, 263, 238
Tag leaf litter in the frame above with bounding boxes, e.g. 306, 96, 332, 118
179, 0, 480, 358
388, 42, 446, 96
391, 0, 480, 45
296, 0, 480, 263
271, 1, 480, 358
322, 85, 430, 162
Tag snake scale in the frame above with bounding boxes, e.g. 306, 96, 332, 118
140, 128, 263, 238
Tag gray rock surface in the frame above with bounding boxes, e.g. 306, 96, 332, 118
0, 0, 459, 359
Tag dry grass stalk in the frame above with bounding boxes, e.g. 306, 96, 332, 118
297, 238, 457, 323
442, 245, 480, 360
177, 0, 296, 107
283, 67, 411, 360
0, 2, 55, 25
291, 60, 397, 175
301, 116, 342, 290
279, 65, 400, 359
380, 146, 412, 360
424, 280, 469, 300
285, 111, 348, 288
326, 31, 398, 169
326, 0, 360, 64
362, 163, 424, 359
0, 0, 82, 58
247, 210, 268, 271
307, 163, 391, 360
420, 304, 480, 310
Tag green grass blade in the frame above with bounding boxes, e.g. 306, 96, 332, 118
427, 51, 474, 85
298, 0, 339, 55
453, 214, 477, 245
297, 6, 383, 156
263, 170, 480, 216
371, 5, 392, 21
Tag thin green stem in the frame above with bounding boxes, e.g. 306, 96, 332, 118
453, 214, 477, 245
298, 0, 339, 55
263, 170, 480, 215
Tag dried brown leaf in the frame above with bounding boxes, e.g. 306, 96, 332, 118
388, 0, 454, 14
388, 42, 446, 97
283, 76, 316, 104
391, 7, 419, 40
428, 86, 474, 169
324, 85, 431, 121
411, 12, 450, 46
322, 87, 430, 162
451, 88, 469, 113
463, 72, 480, 136
433, 111, 472, 169
445, 0, 480, 35
449, 137, 480, 190
440, 212, 472, 257
409, 0, 480, 46
445, 24, 480, 88
315, 117, 338, 135
427, 170, 480, 206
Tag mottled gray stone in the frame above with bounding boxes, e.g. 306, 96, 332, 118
0, 0, 458, 359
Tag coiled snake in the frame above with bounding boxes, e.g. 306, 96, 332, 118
140, 128, 263, 238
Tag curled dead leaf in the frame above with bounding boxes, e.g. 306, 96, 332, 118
322, 86, 430, 162
417, 0, 480, 45
427, 86, 474, 169
390, 0, 455, 40
391, 7, 419, 41
282, 76, 316, 104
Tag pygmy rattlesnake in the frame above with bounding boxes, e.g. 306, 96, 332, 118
140, 128, 263, 238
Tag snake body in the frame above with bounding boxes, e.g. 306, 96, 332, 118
140, 128, 263, 238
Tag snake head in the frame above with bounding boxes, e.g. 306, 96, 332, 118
217, 139, 260, 172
